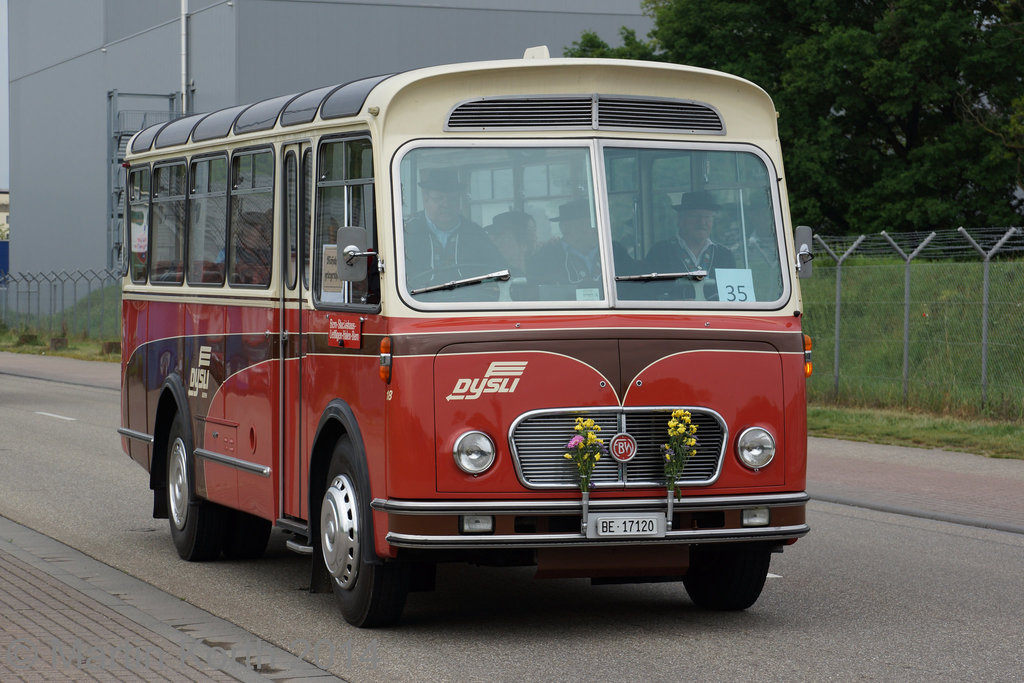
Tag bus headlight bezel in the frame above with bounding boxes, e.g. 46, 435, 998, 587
453, 431, 496, 475
736, 427, 776, 470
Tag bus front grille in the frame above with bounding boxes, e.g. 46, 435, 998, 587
509, 408, 726, 489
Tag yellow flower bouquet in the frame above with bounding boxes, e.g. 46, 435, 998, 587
663, 409, 698, 500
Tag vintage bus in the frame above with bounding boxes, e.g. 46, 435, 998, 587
119, 47, 813, 627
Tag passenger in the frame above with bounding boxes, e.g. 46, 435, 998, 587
486, 210, 536, 277
404, 168, 502, 287
527, 198, 602, 287
233, 211, 272, 284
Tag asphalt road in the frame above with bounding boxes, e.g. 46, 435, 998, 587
1, 362, 1022, 681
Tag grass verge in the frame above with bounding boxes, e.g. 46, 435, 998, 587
808, 404, 1023, 460
0, 330, 120, 363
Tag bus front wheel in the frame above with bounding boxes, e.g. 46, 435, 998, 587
682, 544, 771, 610
320, 438, 409, 627
167, 413, 224, 561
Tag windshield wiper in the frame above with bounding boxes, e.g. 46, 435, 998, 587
615, 269, 707, 283
410, 269, 511, 295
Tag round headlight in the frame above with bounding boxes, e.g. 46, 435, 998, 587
736, 427, 776, 470
453, 431, 496, 475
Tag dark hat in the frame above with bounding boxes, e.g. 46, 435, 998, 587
418, 168, 464, 193
550, 198, 592, 223
488, 210, 530, 236
675, 191, 720, 212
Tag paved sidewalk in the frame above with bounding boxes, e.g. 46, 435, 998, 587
0, 516, 341, 682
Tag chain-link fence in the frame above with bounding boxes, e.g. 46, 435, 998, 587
802, 227, 1024, 420
0, 269, 121, 340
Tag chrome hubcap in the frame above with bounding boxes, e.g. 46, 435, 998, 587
321, 474, 360, 589
168, 437, 189, 530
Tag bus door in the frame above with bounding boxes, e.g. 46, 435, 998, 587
280, 142, 311, 520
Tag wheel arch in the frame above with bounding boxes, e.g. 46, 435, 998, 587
149, 374, 191, 518
309, 399, 382, 565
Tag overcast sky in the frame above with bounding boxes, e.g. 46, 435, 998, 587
1, 0, 10, 189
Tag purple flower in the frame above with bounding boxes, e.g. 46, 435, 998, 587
567, 435, 584, 449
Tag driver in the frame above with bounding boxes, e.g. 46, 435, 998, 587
403, 168, 502, 288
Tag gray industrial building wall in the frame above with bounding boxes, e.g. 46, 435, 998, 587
6, 0, 652, 275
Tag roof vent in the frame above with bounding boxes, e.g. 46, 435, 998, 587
446, 95, 725, 134
523, 46, 550, 60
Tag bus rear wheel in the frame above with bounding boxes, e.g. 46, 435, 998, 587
682, 544, 771, 610
167, 413, 224, 561
320, 438, 409, 627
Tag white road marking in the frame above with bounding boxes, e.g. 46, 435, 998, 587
34, 411, 77, 422
767, 573, 782, 579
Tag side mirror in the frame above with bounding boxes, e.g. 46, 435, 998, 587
335, 226, 371, 282
795, 225, 813, 278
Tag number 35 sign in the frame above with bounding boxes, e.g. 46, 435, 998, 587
715, 268, 756, 303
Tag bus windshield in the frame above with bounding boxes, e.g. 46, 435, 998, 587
397, 142, 787, 308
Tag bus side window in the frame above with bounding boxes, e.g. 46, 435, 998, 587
150, 163, 186, 285
229, 150, 274, 287
284, 151, 298, 290
316, 136, 378, 307
128, 167, 150, 284
302, 149, 312, 290
187, 156, 227, 285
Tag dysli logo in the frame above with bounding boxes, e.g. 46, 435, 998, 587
446, 361, 527, 401
187, 345, 213, 399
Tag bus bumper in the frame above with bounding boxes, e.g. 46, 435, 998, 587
371, 492, 808, 550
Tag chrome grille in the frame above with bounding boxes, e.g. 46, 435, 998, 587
510, 408, 726, 489
446, 95, 724, 134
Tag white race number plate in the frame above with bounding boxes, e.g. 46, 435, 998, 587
587, 513, 665, 538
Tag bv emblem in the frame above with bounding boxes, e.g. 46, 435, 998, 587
187, 345, 213, 398
610, 433, 638, 462
446, 361, 526, 401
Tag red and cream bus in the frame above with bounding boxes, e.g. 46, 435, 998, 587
119, 48, 813, 627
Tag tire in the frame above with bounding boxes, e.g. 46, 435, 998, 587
166, 413, 224, 561
222, 509, 272, 560
319, 437, 409, 628
683, 544, 771, 611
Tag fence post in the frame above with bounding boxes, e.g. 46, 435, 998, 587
32, 274, 42, 333
880, 231, 936, 405
956, 226, 1021, 407
84, 271, 97, 338
51, 275, 59, 336
71, 271, 83, 337
1, 272, 7, 327
814, 234, 866, 398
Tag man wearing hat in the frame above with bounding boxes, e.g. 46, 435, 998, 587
486, 210, 537, 277
526, 198, 603, 288
644, 190, 735, 296
404, 167, 503, 289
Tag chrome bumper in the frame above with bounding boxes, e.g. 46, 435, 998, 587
372, 492, 809, 550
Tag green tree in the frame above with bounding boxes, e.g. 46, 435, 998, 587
566, 1, 1024, 234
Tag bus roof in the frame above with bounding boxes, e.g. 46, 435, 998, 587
127, 55, 772, 157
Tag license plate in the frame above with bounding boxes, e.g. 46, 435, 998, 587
587, 513, 665, 538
